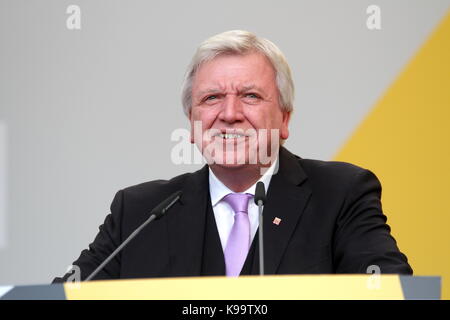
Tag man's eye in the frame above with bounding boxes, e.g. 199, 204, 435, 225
244, 93, 260, 99
206, 95, 217, 101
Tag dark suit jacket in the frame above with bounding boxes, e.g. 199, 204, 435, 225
54, 147, 412, 282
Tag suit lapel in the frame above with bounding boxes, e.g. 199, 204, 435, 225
262, 147, 312, 274
166, 166, 209, 277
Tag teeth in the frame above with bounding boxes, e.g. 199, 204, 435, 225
219, 133, 246, 139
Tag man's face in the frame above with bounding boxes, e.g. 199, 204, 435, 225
189, 52, 291, 168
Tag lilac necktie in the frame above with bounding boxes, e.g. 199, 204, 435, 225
222, 193, 252, 277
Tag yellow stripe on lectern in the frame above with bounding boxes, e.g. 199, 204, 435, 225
64, 275, 404, 300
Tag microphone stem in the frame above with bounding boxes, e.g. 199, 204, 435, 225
84, 214, 157, 281
258, 201, 264, 276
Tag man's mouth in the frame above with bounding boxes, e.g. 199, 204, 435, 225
215, 133, 248, 139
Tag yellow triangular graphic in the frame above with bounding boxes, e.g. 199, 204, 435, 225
335, 11, 450, 299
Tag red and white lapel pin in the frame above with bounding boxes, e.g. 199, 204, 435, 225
272, 217, 282, 225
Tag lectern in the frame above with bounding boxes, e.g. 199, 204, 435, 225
0, 275, 441, 300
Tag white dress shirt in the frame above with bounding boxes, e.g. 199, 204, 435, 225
208, 158, 278, 251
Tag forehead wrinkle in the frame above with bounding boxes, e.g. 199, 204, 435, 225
196, 83, 264, 96
239, 84, 266, 93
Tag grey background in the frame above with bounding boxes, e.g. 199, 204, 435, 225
0, 0, 448, 285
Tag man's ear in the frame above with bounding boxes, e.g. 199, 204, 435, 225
280, 111, 291, 140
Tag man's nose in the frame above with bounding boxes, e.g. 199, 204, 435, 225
219, 95, 244, 123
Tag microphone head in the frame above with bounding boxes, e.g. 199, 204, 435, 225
151, 190, 183, 219
254, 181, 267, 205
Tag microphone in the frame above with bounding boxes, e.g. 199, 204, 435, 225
84, 190, 183, 281
254, 181, 266, 276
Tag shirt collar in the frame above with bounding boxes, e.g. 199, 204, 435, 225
209, 157, 279, 207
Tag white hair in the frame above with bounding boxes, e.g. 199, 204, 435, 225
181, 30, 295, 116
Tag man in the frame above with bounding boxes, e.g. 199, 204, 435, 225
54, 30, 412, 282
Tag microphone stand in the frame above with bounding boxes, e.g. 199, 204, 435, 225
255, 182, 267, 276
84, 190, 182, 281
